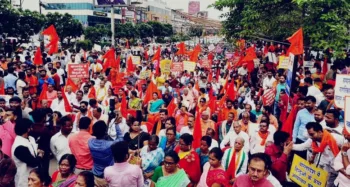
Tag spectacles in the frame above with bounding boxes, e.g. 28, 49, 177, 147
166, 133, 175, 136
164, 161, 175, 166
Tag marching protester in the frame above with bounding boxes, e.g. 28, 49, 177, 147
1, 27, 350, 187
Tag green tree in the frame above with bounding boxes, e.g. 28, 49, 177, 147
115, 22, 138, 39
84, 24, 111, 44
136, 23, 153, 39
147, 21, 165, 37
188, 25, 203, 37
162, 24, 174, 37
211, 0, 350, 58
45, 12, 83, 44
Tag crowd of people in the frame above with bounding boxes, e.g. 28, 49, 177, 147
0, 40, 349, 187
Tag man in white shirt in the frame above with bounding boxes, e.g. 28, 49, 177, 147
305, 77, 325, 105
50, 90, 67, 116
180, 116, 194, 135
56, 61, 65, 86
65, 86, 76, 104
324, 109, 345, 144
92, 107, 108, 125
293, 122, 342, 187
50, 116, 75, 162
237, 64, 248, 76
333, 128, 350, 187
95, 80, 107, 103
262, 70, 276, 91
220, 121, 250, 153
249, 120, 274, 154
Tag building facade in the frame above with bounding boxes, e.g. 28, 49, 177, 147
42, 0, 123, 26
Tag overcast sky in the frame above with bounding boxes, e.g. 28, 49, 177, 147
22, 0, 227, 20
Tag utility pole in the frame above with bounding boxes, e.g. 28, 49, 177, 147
111, 6, 115, 47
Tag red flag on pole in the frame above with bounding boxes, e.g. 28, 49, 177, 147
287, 28, 304, 55
176, 42, 187, 55
227, 80, 236, 101
61, 88, 73, 112
65, 78, 79, 93
42, 25, 59, 55
167, 97, 177, 117
121, 94, 127, 118
126, 56, 135, 73
192, 107, 202, 149
33, 47, 43, 65
143, 78, 161, 105
242, 46, 257, 62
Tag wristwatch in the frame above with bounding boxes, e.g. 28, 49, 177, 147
342, 151, 348, 156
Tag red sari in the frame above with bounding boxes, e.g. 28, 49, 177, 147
175, 146, 201, 184
207, 168, 230, 187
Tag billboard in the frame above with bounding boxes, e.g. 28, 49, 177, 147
188, 1, 200, 15
95, 0, 127, 6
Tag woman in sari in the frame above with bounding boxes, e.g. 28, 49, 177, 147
50, 154, 77, 187
174, 133, 201, 186
102, 88, 115, 113
158, 117, 180, 150
128, 90, 142, 111
196, 136, 211, 170
123, 120, 150, 156
198, 148, 230, 187
163, 127, 179, 155
147, 92, 164, 125
140, 135, 165, 186
151, 151, 190, 187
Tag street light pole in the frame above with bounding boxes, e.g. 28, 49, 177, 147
111, 6, 115, 47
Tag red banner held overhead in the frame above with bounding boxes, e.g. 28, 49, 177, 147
262, 88, 276, 106
67, 64, 89, 79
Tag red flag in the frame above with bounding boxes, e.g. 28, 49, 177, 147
144, 50, 149, 60
121, 94, 127, 118
65, 78, 78, 93
227, 80, 236, 101
88, 86, 96, 99
190, 44, 202, 62
287, 28, 304, 55
103, 48, 119, 70
33, 47, 43, 65
242, 46, 257, 62
37, 83, 48, 108
143, 79, 161, 105
61, 88, 72, 112
42, 25, 59, 55
192, 107, 202, 149
323, 56, 328, 75
126, 39, 130, 49
176, 42, 187, 55
208, 90, 216, 112
152, 47, 161, 62
167, 98, 177, 117
126, 56, 135, 73
208, 52, 214, 61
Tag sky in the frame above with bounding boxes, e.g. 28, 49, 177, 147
22, 0, 227, 20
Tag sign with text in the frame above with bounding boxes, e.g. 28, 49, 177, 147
67, 64, 89, 79
225, 53, 234, 59
286, 53, 295, 96
183, 61, 196, 72
132, 56, 141, 65
139, 70, 151, 80
262, 88, 276, 106
289, 155, 328, 187
345, 97, 350, 133
171, 62, 184, 72
334, 74, 350, 109
160, 59, 172, 73
304, 61, 315, 68
200, 59, 211, 69
278, 56, 289, 69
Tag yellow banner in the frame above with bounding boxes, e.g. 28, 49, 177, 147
289, 155, 328, 187
139, 70, 151, 79
278, 56, 289, 69
160, 59, 172, 73
132, 56, 141, 65
183, 61, 196, 72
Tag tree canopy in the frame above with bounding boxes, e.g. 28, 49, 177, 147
211, 0, 350, 57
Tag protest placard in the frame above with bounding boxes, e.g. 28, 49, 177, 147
345, 97, 350, 133
262, 88, 276, 106
225, 53, 234, 59
67, 64, 89, 79
289, 155, 328, 187
183, 61, 196, 72
304, 61, 315, 68
171, 62, 184, 72
334, 74, 350, 109
132, 56, 141, 65
278, 56, 289, 69
160, 59, 172, 73
139, 70, 151, 79
93, 44, 101, 51
200, 59, 211, 69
